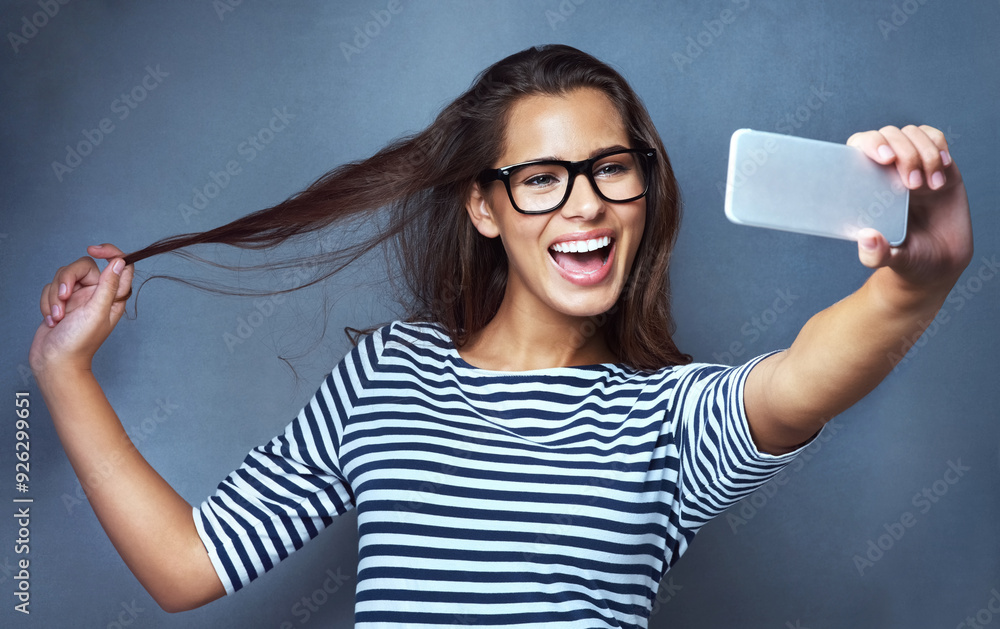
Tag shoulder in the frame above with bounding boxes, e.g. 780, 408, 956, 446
352, 319, 455, 367
630, 352, 781, 412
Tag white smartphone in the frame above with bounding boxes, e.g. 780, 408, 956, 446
723, 129, 908, 246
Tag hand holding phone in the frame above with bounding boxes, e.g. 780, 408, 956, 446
724, 129, 909, 246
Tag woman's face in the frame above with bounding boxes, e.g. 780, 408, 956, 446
467, 87, 647, 323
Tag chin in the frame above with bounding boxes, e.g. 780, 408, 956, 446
551, 287, 622, 319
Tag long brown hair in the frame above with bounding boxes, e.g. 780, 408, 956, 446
122, 45, 692, 370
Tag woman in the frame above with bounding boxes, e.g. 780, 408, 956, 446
29, 45, 971, 627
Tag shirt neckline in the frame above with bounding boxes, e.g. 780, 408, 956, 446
420, 322, 630, 376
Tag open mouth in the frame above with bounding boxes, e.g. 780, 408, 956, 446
548, 236, 614, 274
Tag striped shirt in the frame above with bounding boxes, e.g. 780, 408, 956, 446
194, 320, 817, 628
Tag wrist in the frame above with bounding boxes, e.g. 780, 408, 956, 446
34, 361, 96, 393
869, 266, 955, 315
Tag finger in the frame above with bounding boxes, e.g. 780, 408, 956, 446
900, 125, 946, 190
40, 265, 63, 321
44, 263, 72, 324
39, 281, 56, 328
918, 124, 953, 169
857, 228, 892, 269
846, 130, 898, 165
88, 244, 134, 303
87, 243, 126, 259
916, 124, 949, 152
92, 257, 126, 317
112, 263, 134, 304
878, 125, 924, 190
47, 257, 101, 324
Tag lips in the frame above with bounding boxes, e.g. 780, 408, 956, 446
547, 229, 616, 286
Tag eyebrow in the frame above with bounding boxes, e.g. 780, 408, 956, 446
516, 144, 631, 164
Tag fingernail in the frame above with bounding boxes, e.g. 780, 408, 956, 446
112, 259, 124, 275
931, 171, 945, 189
860, 235, 878, 250
58, 282, 67, 297
52, 304, 61, 318
878, 145, 895, 161
940, 150, 952, 166
908, 170, 922, 188
45, 315, 54, 328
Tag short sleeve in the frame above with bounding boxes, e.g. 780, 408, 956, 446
669, 351, 824, 535
193, 327, 387, 594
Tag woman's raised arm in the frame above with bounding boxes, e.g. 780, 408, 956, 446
29, 244, 226, 612
742, 124, 974, 454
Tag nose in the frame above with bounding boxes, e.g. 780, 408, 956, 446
559, 172, 605, 221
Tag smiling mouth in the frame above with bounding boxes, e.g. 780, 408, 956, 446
548, 236, 614, 273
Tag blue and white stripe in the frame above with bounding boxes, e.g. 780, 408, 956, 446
194, 320, 816, 627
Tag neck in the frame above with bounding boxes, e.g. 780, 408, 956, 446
458, 297, 616, 372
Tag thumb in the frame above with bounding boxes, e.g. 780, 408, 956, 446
92, 257, 126, 315
857, 228, 892, 269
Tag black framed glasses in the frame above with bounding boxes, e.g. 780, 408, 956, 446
478, 148, 657, 214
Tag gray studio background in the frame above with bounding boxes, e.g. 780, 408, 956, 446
1, 1, 998, 628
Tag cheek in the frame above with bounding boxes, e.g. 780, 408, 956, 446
500, 214, 549, 252
628, 205, 647, 254
496, 222, 543, 270
620, 206, 647, 278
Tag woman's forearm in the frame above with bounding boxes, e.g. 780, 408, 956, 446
746, 266, 956, 453
36, 366, 225, 612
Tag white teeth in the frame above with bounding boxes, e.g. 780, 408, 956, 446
550, 236, 611, 254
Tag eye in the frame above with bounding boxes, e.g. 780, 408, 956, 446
594, 162, 630, 178
513, 164, 565, 189
523, 173, 560, 187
